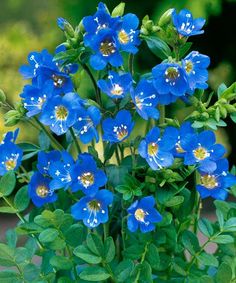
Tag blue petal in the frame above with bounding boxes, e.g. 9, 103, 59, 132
127, 215, 139, 232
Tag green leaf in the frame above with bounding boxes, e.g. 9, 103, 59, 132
79, 266, 110, 281
182, 230, 200, 255
216, 262, 232, 283
124, 244, 144, 260
14, 247, 31, 264
104, 237, 115, 263
53, 48, 84, 62
212, 235, 234, 244
165, 196, 184, 207
6, 229, 17, 248
146, 243, 160, 270
0, 270, 21, 283
39, 228, 59, 243
0, 171, 16, 197
198, 218, 214, 237
73, 245, 102, 264
86, 233, 104, 256
216, 209, 224, 229
217, 83, 227, 98
0, 243, 15, 266
142, 35, 172, 60
197, 252, 218, 267
104, 143, 116, 161
22, 263, 40, 281
115, 259, 134, 282
18, 142, 40, 152
64, 224, 85, 247
179, 42, 193, 59
0, 206, 18, 213
223, 217, 236, 232
14, 185, 29, 212
38, 130, 50, 150
50, 255, 73, 270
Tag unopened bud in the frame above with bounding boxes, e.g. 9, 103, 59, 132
111, 2, 125, 17
0, 89, 6, 103
158, 9, 174, 27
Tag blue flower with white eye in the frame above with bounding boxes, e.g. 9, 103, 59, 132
172, 9, 205, 37
19, 49, 57, 79
102, 110, 134, 143
127, 196, 162, 233
28, 172, 57, 207
20, 83, 53, 117
183, 130, 226, 172
71, 189, 113, 228
36, 68, 74, 96
40, 92, 83, 136
97, 71, 132, 99
83, 2, 121, 47
152, 62, 189, 102
174, 122, 195, 158
138, 126, 178, 170
49, 151, 75, 191
88, 29, 123, 70
182, 51, 210, 94
37, 150, 61, 176
131, 79, 159, 120
197, 159, 236, 200
116, 13, 141, 54
70, 153, 107, 196
73, 106, 101, 144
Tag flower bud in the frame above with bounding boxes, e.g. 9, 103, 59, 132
57, 17, 75, 38
158, 9, 174, 28
4, 110, 21, 127
0, 89, 6, 103
111, 2, 125, 17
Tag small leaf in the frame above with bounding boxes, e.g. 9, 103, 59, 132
216, 262, 232, 283
0, 206, 18, 213
216, 209, 224, 229
0, 270, 21, 282
212, 235, 234, 244
0, 243, 15, 267
0, 171, 16, 197
6, 229, 17, 248
104, 237, 115, 263
23, 263, 40, 281
73, 245, 102, 264
182, 230, 200, 255
146, 243, 160, 270
39, 228, 59, 243
198, 218, 214, 237
115, 259, 134, 282
79, 266, 110, 281
14, 185, 30, 212
50, 255, 73, 270
223, 217, 236, 232
165, 196, 184, 207
197, 252, 218, 267
39, 130, 50, 150
86, 233, 104, 256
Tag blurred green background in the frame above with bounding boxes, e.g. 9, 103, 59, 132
0, 0, 236, 164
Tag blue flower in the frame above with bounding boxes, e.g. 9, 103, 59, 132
83, 2, 120, 47
183, 130, 226, 172
28, 172, 57, 207
174, 122, 195, 158
37, 150, 61, 176
73, 106, 101, 144
152, 63, 189, 101
197, 159, 236, 200
97, 71, 132, 99
20, 84, 53, 117
88, 29, 123, 70
102, 110, 134, 143
19, 49, 57, 79
71, 189, 113, 228
138, 126, 178, 170
182, 51, 210, 94
40, 92, 82, 135
57, 17, 69, 31
70, 153, 107, 196
172, 9, 205, 37
131, 79, 159, 120
49, 151, 75, 191
116, 13, 140, 54
127, 196, 162, 233
1, 129, 19, 145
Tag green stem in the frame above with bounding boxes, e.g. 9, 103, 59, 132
128, 54, 134, 75
115, 146, 121, 165
193, 171, 201, 234
103, 223, 109, 241
69, 128, 81, 154
66, 244, 79, 280
134, 242, 150, 283
158, 105, 165, 126
33, 117, 64, 151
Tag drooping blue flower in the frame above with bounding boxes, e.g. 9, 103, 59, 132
88, 29, 123, 70
49, 151, 75, 191
40, 92, 83, 135
70, 153, 107, 196
127, 196, 162, 233
152, 62, 189, 102
183, 130, 226, 172
0, 129, 22, 176
116, 13, 141, 54
71, 189, 113, 228
57, 17, 69, 31
97, 71, 132, 99
28, 172, 57, 207
172, 9, 205, 37
83, 2, 121, 47
174, 122, 195, 158
73, 106, 101, 144
182, 51, 210, 94
19, 49, 57, 79
138, 126, 178, 170
20, 83, 53, 117
37, 150, 61, 176
131, 79, 159, 120
102, 110, 134, 143
197, 159, 236, 200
